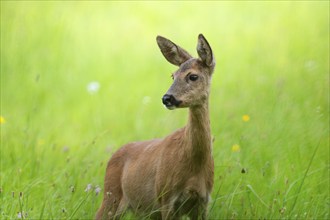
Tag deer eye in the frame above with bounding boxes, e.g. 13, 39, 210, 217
188, 74, 199, 81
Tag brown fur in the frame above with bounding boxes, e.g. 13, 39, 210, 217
96, 34, 216, 220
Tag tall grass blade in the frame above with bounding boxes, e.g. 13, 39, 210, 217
289, 137, 322, 215
18, 196, 23, 219
246, 184, 269, 209
209, 181, 223, 214
39, 199, 47, 220
68, 193, 91, 220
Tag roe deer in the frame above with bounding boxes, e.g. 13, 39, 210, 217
96, 34, 216, 220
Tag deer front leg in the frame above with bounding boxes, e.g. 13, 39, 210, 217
95, 192, 126, 220
161, 208, 180, 220
178, 190, 209, 220
187, 203, 208, 220
159, 198, 180, 220
96, 154, 127, 220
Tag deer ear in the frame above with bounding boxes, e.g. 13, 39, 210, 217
197, 34, 214, 67
156, 36, 192, 66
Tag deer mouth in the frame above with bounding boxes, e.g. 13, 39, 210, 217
162, 94, 182, 110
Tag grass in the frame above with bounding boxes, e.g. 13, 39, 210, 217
1, 1, 329, 219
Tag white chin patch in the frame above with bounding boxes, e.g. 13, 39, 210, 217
164, 105, 176, 110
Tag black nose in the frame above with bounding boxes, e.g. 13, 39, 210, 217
162, 94, 174, 106
162, 94, 182, 108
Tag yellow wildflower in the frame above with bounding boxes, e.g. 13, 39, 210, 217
0, 116, 5, 124
232, 144, 240, 152
242, 114, 250, 122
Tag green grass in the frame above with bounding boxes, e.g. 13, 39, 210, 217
1, 1, 329, 219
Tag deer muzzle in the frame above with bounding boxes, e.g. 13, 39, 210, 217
162, 94, 182, 110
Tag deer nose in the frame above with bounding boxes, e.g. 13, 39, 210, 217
162, 94, 182, 109
162, 94, 174, 106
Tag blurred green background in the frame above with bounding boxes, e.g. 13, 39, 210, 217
1, 1, 329, 219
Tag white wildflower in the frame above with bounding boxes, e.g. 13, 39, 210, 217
95, 185, 101, 195
142, 96, 151, 105
87, 81, 100, 94
85, 183, 93, 192
17, 212, 27, 219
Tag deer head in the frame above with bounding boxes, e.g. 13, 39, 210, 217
157, 34, 215, 110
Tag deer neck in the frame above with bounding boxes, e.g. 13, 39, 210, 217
183, 101, 212, 168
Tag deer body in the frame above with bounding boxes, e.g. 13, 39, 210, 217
96, 34, 216, 220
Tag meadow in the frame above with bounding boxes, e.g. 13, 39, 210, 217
1, 1, 329, 219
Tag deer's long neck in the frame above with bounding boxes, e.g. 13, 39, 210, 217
183, 101, 212, 169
